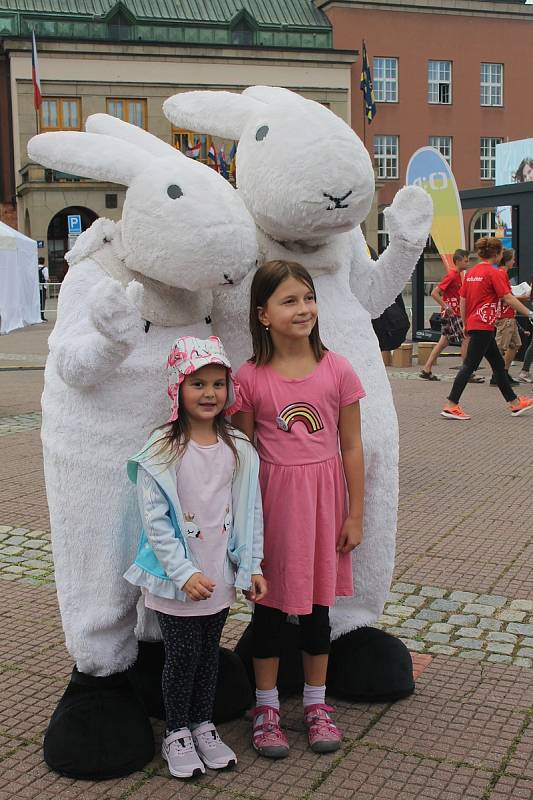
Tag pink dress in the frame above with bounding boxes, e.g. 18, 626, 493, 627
236, 351, 365, 615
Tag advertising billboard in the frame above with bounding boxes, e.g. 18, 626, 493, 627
495, 138, 533, 247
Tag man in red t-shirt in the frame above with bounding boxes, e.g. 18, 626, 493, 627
419, 249, 483, 381
441, 237, 533, 420
490, 248, 530, 385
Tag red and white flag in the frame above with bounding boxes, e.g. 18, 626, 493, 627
186, 140, 201, 159
208, 143, 219, 171
31, 31, 42, 111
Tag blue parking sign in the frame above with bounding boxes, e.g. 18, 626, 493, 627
67, 214, 82, 235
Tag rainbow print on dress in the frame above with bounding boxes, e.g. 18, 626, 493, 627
276, 403, 324, 434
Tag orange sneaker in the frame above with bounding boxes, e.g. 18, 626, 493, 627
510, 396, 533, 416
440, 404, 471, 420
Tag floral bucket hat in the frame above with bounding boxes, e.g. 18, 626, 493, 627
166, 335, 241, 422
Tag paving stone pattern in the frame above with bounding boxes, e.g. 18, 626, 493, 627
2, 524, 532, 670
0, 413, 42, 438
1, 579, 532, 800
1, 347, 533, 798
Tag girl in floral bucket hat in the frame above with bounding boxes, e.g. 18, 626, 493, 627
124, 335, 267, 779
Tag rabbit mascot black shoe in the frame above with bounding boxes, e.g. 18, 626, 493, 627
163, 86, 433, 703
28, 115, 257, 780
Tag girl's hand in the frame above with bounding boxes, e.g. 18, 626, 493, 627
337, 517, 363, 553
182, 572, 215, 601
243, 575, 268, 602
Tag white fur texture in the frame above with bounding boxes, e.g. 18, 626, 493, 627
164, 87, 433, 639
31, 117, 257, 675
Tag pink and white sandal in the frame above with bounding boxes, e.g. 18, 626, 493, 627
252, 705, 289, 759
304, 704, 343, 753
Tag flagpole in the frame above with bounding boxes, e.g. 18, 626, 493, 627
361, 41, 366, 147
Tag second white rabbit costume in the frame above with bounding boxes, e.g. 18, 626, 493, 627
27, 116, 257, 780
163, 87, 433, 696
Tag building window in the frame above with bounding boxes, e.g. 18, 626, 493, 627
377, 210, 389, 254
106, 98, 146, 128
374, 136, 399, 179
108, 11, 132, 41
480, 137, 503, 180
171, 128, 212, 164
40, 98, 81, 131
428, 61, 452, 104
373, 58, 398, 103
480, 63, 503, 106
471, 210, 496, 246
105, 194, 118, 209
231, 19, 254, 46
429, 136, 452, 166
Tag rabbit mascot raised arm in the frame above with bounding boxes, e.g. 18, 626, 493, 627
28, 115, 257, 780
164, 87, 433, 701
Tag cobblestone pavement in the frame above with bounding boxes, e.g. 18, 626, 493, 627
0, 413, 42, 437
1, 525, 531, 669
0, 333, 532, 799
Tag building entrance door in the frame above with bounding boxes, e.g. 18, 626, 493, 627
47, 206, 98, 281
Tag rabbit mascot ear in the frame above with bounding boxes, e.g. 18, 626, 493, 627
85, 113, 178, 158
28, 131, 147, 185
163, 89, 265, 139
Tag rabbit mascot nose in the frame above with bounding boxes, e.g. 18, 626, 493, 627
28, 115, 257, 780
164, 87, 433, 703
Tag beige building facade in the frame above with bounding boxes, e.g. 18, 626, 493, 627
3, 32, 357, 278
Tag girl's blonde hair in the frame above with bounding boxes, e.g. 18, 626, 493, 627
249, 260, 327, 366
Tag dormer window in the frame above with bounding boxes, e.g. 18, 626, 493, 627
230, 11, 256, 46
107, 6, 133, 40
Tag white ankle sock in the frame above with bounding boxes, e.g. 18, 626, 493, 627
303, 683, 326, 708
255, 687, 279, 711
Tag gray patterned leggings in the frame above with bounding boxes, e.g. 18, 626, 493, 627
156, 607, 229, 731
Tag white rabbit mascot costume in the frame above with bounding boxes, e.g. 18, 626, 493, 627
164, 87, 433, 701
28, 115, 257, 780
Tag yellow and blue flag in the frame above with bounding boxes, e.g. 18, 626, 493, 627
360, 41, 376, 124
228, 141, 237, 182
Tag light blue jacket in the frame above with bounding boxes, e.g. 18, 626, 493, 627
123, 429, 263, 602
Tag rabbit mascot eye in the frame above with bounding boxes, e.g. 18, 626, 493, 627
28, 115, 257, 780
164, 87, 433, 704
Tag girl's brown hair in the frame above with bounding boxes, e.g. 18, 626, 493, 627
249, 260, 327, 366
149, 374, 241, 466
501, 248, 515, 266
475, 236, 503, 261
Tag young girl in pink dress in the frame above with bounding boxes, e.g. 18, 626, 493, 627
233, 260, 365, 759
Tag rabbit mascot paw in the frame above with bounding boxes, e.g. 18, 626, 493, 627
164, 87, 432, 703
28, 115, 257, 780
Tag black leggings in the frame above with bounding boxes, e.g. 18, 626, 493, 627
448, 329, 517, 404
252, 603, 331, 658
523, 334, 533, 372
156, 607, 228, 731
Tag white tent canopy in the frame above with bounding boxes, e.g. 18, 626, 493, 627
0, 221, 41, 334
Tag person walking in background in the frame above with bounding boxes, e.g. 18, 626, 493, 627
419, 249, 483, 383
490, 248, 530, 386
517, 275, 533, 384
441, 237, 533, 420
38, 256, 49, 322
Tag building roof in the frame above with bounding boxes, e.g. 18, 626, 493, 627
0, 0, 332, 49
0, 0, 330, 28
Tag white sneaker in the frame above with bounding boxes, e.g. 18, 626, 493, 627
192, 721, 237, 770
162, 728, 205, 778
519, 372, 533, 384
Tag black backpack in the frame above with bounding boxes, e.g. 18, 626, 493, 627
371, 294, 410, 352
38, 266, 46, 284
